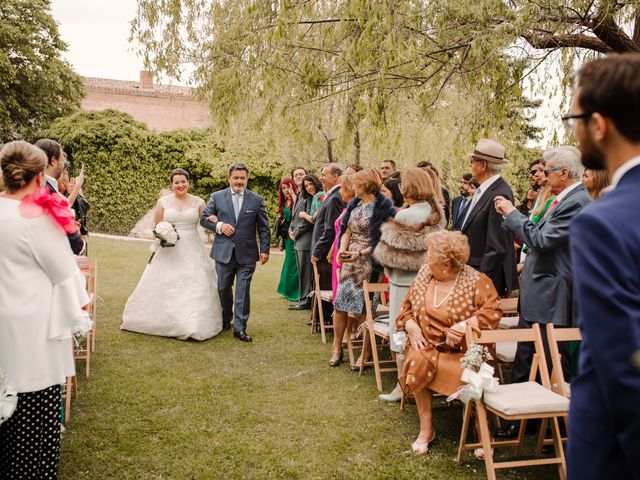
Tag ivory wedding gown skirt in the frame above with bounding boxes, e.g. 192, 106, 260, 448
121, 201, 223, 340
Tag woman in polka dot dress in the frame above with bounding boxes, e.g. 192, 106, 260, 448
0, 141, 90, 478
395, 230, 501, 455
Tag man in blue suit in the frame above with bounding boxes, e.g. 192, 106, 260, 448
451, 173, 474, 230
565, 54, 640, 480
201, 163, 271, 342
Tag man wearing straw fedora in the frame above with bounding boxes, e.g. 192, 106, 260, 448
460, 139, 519, 296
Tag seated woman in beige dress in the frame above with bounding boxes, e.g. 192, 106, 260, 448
396, 230, 501, 455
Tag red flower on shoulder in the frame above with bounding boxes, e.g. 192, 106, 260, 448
19, 187, 78, 234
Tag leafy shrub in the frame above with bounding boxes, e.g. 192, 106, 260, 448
47, 109, 284, 235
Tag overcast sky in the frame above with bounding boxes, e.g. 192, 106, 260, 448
51, 0, 176, 83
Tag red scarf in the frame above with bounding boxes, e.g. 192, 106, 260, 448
19, 187, 78, 234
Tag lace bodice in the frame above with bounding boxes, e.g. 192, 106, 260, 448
159, 195, 204, 230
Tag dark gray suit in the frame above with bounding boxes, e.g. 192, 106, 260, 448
289, 195, 313, 302
311, 187, 345, 290
502, 183, 591, 383
201, 188, 270, 332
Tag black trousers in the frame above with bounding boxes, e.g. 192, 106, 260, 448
510, 317, 571, 384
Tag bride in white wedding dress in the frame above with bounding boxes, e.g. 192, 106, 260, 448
121, 169, 223, 340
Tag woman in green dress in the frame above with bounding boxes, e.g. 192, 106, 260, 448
276, 178, 300, 301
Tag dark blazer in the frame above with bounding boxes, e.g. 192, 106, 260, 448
311, 187, 344, 260
441, 187, 451, 226
451, 195, 471, 231
461, 176, 518, 295
46, 180, 84, 255
289, 195, 314, 251
567, 165, 640, 480
200, 188, 270, 265
502, 184, 591, 326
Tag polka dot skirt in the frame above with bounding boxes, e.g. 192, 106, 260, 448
0, 384, 61, 479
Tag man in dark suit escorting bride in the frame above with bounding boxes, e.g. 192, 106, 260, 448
201, 163, 271, 342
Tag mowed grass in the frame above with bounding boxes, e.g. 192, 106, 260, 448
60, 236, 558, 479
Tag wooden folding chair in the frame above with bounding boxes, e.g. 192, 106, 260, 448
61, 374, 78, 423
310, 261, 333, 343
86, 259, 98, 352
359, 281, 397, 392
534, 324, 581, 455
457, 324, 569, 480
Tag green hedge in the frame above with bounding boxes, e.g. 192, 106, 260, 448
46, 109, 283, 235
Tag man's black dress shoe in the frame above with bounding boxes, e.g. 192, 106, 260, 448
288, 300, 311, 310
234, 330, 252, 342
494, 422, 519, 439
222, 323, 231, 331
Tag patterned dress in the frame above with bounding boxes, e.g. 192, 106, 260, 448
396, 264, 502, 396
334, 201, 375, 315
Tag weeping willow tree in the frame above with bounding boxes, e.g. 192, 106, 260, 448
130, 0, 639, 191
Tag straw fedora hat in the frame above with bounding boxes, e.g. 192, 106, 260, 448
469, 139, 509, 164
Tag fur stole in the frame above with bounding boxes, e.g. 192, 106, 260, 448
374, 199, 446, 272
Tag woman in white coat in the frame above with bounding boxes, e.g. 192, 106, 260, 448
373, 167, 446, 402
0, 141, 90, 479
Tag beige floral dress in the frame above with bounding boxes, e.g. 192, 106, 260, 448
396, 264, 502, 396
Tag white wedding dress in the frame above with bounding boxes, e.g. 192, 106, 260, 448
121, 195, 223, 340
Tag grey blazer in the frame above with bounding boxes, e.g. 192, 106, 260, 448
289, 195, 313, 251
200, 188, 271, 265
502, 183, 591, 326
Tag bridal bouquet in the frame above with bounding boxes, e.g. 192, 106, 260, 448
0, 368, 18, 425
447, 345, 499, 404
153, 221, 180, 247
149, 222, 180, 263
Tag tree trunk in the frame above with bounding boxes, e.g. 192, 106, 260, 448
353, 128, 361, 165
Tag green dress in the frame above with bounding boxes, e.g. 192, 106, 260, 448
276, 206, 300, 302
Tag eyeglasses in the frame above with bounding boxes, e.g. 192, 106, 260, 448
528, 169, 538, 177
561, 112, 593, 129
543, 167, 561, 175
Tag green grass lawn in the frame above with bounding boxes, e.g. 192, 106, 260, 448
60, 236, 558, 479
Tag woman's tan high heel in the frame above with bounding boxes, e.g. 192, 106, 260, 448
411, 430, 436, 455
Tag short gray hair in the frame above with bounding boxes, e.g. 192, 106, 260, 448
486, 162, 503, 174
228, 162, 250, 177
323, 163, 344, 177
543, 146, 583, 179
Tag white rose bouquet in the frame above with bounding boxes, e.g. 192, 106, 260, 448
0, 368, 18, 425
149, 221, 180, 263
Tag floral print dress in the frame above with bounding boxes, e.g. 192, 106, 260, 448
334, 201, 375, 315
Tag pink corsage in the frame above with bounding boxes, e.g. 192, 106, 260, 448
19, 188, 78, 234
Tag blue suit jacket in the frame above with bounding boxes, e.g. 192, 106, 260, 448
568, 165, 640, 479
502, 184, 591, 326
200, 188, 270, 265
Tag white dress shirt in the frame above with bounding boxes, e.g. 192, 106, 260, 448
611, 155, 640, 188
216, 189, 245, 234
462, 174, 501, 228
0, 197, 89, 392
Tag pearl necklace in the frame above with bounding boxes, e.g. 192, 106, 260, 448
433, 274, 459, 309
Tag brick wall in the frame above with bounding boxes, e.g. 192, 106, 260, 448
81, 89, 211, 131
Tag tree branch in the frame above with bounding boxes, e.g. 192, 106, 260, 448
521, 32, 613, 53
589, 4, 640, 52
